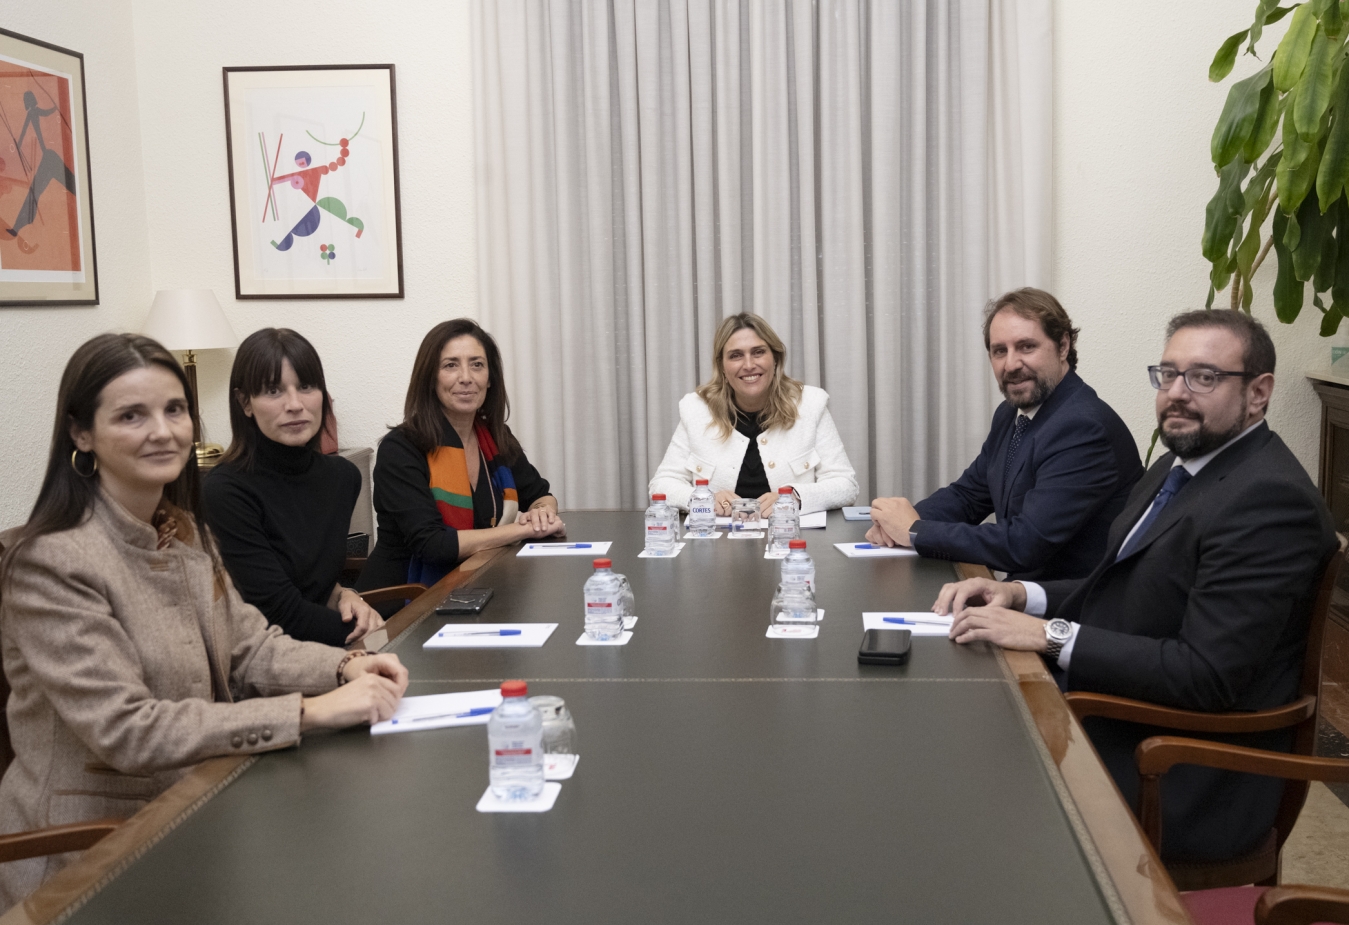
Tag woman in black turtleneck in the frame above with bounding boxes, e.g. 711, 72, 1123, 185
204, 328, 383, 647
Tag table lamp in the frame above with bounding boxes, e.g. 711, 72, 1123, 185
140, 289, 239, 465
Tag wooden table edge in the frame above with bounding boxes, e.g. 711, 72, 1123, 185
953, 563, 1193, 925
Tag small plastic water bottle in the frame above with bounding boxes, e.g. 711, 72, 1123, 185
769, 581, 818, 626
488, 680, 545, 800
781, 539, 815, 593
645, 493, 678, 555
583, 558, 627, 640
768, 486, 799, 553
688, 479, 716, 537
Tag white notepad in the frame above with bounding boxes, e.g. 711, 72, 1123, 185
799, 511, 827, 529
370, 688, 502, 735
423, 623, 558, 648
517, 542, 612, 557
863, 612, 953, 636
834, 542, 918, 558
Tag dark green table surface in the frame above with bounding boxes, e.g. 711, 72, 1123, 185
61, 512, 1121, 925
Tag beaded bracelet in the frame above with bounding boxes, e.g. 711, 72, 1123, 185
336, 649, 374, 686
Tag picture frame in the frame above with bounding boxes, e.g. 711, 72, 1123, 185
0, 28, 98, 307
223, 64, 404, 299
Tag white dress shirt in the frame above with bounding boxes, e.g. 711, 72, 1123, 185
1020, 419, 1264, 669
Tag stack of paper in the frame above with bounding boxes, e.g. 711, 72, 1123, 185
518, 542, 612, 557
371, 688, 502, 735
423, 623, 558, 648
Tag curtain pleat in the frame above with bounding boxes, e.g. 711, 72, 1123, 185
473, 0, 1051, 510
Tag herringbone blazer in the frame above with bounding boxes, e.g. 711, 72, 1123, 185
0, 490, 345, 908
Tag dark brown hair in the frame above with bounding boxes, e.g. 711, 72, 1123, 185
1, 333, 212, 588
395, 319, 520, 462
1164, 309, 1276, 377
221, 328, 333, 470
982, 288, 1080, 370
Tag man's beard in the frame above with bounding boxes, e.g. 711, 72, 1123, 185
1157, 406, 1245, 460
999, 371, 1056, 410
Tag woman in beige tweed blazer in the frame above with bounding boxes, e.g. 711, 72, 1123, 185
0, 334, 410, 909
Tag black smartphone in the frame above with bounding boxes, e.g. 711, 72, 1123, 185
435, 587, 494, 615
858, 628, 912, 665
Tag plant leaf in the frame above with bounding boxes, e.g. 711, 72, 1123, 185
1283, 85, 1311, 168
1206, 283, 1217, 309
1273, 209, 1308, 320
1214, 67, 1273, 165
1244, 81, 1285, 161
1327, 0, 1346, 38
1204, 158, 1253, 262
1275, 4, 1320, 91
1322, 303, 1344, 333
1333, 197, 1349, 308
1294, 27, 1336, 138
1295, 192, 1327, 279
1252, 4, 1298, 54
1212, 29, 1251, 81
1318, 60, 1349, 206
1278, 133, 1325, 211
1317, 214, 1340, 288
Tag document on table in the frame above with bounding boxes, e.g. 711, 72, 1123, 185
834, 542, 918, 558
799, 510, 827, 529
423, 623, 558, 648
842, 506, 872, 521
371, 688, 503, 735
863, 612, 953, 636
518, 541, 612, 556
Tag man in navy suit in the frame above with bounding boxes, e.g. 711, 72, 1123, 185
939, 310, 1337, 863
867, 288, 1143, 580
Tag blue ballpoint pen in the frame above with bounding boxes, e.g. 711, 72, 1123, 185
855, 543, 877, 549
392, 706, 497, 725
883, 616, 952, 626
535, 543, 592, 549
437, 629, 523, 636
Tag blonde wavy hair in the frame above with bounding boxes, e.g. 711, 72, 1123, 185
696, 313, 803, 439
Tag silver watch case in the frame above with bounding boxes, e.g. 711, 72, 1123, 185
1044, 618, 1072, 660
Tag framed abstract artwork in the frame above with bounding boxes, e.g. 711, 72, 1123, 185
223, 65, 404, 299
0, 28, 98, 306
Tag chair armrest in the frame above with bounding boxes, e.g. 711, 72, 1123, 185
1064, 691, 1316, 734
358, 584, 427, 606
1257, 884, 1349, 925
0, 819, 121, 864
1136, 736, 1349, 853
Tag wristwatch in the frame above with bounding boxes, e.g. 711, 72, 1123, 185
1043, 618, 1072, 661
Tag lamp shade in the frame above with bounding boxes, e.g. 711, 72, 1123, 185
141, 289, 238, 352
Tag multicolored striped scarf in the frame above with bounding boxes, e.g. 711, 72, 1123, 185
409, 422, 519, 585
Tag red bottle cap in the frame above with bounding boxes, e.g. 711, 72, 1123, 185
652, 493, 667, 501
593, 558, 613, 568
695, 479, 709, 485
790, 539, 807, 549
779, 486, 793, 494
501, 680, 528, 698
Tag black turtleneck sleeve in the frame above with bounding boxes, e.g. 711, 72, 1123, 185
203, 440, 361, 647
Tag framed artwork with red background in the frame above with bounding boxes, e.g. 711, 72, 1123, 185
0, 28, 97, 306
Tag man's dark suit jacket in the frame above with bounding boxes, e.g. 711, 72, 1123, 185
911, 370, 1142, 580
1041, 423, 1336, 863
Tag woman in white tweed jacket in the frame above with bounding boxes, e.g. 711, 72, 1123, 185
650, 313, 858, 516
0, 334, 410, 909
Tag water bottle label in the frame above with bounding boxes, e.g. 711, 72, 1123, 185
586, 599, 614, 614
648, 525, 669, 533
493, 746, 536, 766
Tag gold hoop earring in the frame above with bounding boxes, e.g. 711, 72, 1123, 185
70, 449, 98, 477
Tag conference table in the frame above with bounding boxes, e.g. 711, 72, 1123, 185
1, 512, 1192, 925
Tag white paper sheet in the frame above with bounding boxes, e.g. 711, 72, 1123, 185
517, 542, 612, 557
638, 543, 686, 559
842, 507, 872, 521
834, 542, 918, 558
799, 511, 827, 529
863, 612, 954, 636
370, 688, 502, 735
423, 623, 557, 648
766, 625, 820, 639
476, 782, 562, 813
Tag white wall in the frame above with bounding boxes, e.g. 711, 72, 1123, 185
0, 0, 154, 529
1055, 0, 1329, 475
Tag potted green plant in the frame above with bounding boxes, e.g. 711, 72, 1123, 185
1205, 0, 1349, 334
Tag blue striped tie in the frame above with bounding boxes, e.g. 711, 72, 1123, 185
1115, 466, 1192, 562
1003, 414, 1030, 483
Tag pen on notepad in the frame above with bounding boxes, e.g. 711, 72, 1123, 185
534, 543, 592, 549
436, 629, 522, 637
883, 617, 953, 626
391, 706, 496, 725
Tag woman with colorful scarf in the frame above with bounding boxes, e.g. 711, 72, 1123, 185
358, 320, 563, 590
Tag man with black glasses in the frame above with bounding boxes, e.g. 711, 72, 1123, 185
934, 309, 1336, 865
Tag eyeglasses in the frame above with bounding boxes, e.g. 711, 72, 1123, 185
1148, 365, 1254, 393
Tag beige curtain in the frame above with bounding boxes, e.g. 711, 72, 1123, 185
473, 0, 1052, 509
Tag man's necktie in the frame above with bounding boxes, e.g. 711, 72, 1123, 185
1003, 414, 1030, 483
1115, 466, 1192, 562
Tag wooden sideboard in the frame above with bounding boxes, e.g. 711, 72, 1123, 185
1307, 374, 1349, 748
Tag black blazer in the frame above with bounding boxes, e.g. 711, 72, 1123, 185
911, 370, 1142, 580
1042, 423, 1336, 862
